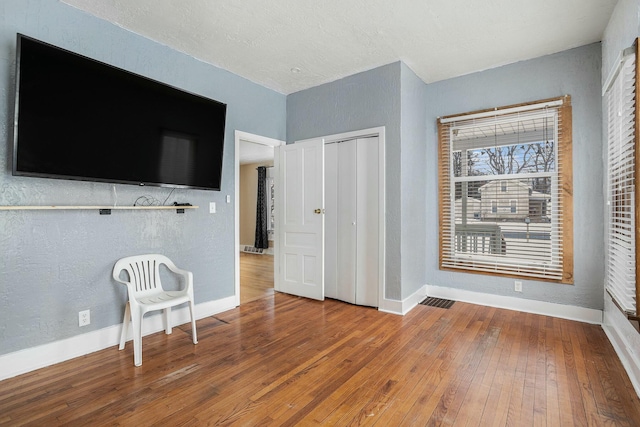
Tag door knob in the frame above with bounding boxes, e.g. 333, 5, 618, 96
314, 208, 322, 214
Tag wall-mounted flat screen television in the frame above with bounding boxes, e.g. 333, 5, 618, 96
13, 34, 227, 191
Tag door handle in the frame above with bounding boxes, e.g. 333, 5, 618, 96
314, 208, 324, 214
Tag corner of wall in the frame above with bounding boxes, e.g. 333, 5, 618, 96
379, 285, 427, 315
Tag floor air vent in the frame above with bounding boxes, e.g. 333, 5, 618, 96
243, 246, 264, 254
420, 297, 455, 309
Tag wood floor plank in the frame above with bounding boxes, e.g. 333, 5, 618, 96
309, 311, 443, 425
1, 281, 639, 426
544, 317, 562, 427
457, 309, 511, 426
396, 304, 489, 425
561, 318, 590, 426
533, 315, 548, 426
551, 318, 576, 427
566, 319, 605, 426
487, 307, 524, 427
438, 309, 502, 426
505, 312, 534, 426
240, 252, 274, 304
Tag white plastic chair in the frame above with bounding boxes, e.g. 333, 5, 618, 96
113, 254, 198, 366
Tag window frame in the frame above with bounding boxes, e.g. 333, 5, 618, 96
437, 96, 574, 284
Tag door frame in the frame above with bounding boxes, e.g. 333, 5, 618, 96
234, 130, 285, 306
294, 126, 386, 309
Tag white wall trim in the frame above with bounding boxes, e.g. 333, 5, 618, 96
602, 322, 640, 398
602, 292, 640, 398
425, 285, 603, 324
234, 130, 285, 306
0, 296, 236, 382
379, 285, 428, 315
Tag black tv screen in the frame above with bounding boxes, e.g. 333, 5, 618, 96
13, 34, 226, 191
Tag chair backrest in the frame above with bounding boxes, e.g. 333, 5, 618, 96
113, 254, 176, 296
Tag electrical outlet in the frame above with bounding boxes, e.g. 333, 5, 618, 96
79, 309, 90, 327
514, 281, 523, 292
209, 202, 216, 213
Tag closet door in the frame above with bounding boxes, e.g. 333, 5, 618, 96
324, 140, 357, 303
355, 137, 379, 306
324, 136, 379, 307
324, 143, 338, 299
336, 140, 357, 303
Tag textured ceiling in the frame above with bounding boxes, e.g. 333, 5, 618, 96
61, 0, 617, 94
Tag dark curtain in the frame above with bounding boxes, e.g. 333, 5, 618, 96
254, 166, 269, 249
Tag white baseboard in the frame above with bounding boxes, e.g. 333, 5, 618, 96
425, 285, 603, 324
603, 323, 640, 398
378, 285, 428, 315
0, 296, 237, 381
602, 294, 640, 398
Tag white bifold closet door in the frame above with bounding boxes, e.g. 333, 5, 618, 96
325, 137, 379, 307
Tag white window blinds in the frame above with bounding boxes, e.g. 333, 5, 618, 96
605, 49, 637, 316
438, 96, 573, 283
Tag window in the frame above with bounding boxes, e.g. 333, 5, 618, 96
604, 41, 638, 316
438, 96, 573, 283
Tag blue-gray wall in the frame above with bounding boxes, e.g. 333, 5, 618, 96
287, 62, 404, 300
287, 44, 603, 308
425, 43, 604, 309
602, 0, 640, 84
0, 0, 286, 355
399, 63, 427, 300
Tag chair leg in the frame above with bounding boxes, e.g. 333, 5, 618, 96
131, 309, 143, 367
119, 302, 131, 350
189, 300, 198, 344
164, 306, 172, 335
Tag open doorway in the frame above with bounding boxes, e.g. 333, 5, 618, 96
234, 131, 284, 305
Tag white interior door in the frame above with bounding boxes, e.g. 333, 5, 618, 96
274, 139, 324, 300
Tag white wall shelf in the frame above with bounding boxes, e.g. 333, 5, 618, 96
0, 205, 198, 214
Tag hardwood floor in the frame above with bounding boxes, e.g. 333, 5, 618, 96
240, 252, 274, 304
1, 295, 639, 426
